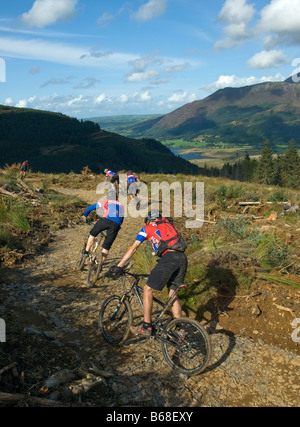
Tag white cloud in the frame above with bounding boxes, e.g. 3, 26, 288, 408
215, 0, 256, 49
21, 0, 78, 28
248, 50, 290, 69
164, 62, 190, 74
97, 12, 113, 28
95, 93, 106, 104
0, 36, 136, 67
140, 91, 151, 101
202, 73, 285, 92
168, 91, 188, 103
259, 0, 300, 34
4, 98, 13, 105
132, 0, 168, 22
16, 99, 28, 108
126, 70, 158, 82
118, 94, 128, 103
218, 0, 255, 23
258, 0, 300, 47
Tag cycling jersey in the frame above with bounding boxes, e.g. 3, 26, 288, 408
136, 223, 166, 255
106, 170, 117, 178
126, 174, 138, 184
83, 199, 124, 226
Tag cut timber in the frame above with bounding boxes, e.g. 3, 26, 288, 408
0, 391, 73, 407
17, 179, 42, 199
0, 187, 18, 198
239, 201, 288, 206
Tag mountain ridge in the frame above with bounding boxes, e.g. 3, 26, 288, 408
124, 78, 300, 148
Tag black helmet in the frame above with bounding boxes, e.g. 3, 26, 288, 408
145, 210, 162, 224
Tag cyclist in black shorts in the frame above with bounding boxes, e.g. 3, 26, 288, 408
104, 169, 119, 192
113, 210, 188, 336
82, 190, 124, 263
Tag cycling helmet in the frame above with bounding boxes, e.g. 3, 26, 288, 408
127, 170, 132, 175
145, 210, 162, 224
104, 168, 109, 173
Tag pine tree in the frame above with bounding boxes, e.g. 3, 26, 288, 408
280, 139, 300, 189
255, 139, 275, 185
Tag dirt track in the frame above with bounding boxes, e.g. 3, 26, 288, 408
1, 187, 300, 407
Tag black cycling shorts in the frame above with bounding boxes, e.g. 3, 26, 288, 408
147, 251, 188, 291
90, 218, 121, 251
110, 174, 119, 184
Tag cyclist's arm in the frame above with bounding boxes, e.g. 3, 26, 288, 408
82, 203, 100, 219
118, 240, 142, 268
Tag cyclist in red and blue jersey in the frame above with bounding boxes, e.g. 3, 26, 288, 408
104, 169, 119, 191
126, 170, 140, 200
82, 190, 124, 263
114, 210, 187, 336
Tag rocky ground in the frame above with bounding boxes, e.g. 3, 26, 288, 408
0, 186, 299, 407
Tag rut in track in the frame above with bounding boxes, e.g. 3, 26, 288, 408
2, 187, 300, 407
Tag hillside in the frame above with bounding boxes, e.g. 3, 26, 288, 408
0, 169, 299, 407
128, 78, 300, 148
0, 106, 199, 175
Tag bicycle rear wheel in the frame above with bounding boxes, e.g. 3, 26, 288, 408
161, 318, 211, 376
99, 295, 133, 345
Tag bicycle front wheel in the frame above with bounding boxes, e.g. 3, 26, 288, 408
161, 318, 211, 376
77, 248, 86, 270
99, 295, 133, 345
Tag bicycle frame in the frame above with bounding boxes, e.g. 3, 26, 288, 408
121, 273, 185, 328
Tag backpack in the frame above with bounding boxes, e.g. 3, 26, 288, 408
155, 217, 187, 257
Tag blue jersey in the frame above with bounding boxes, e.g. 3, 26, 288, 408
83, 199, 124, 226
127, 174, 138, 184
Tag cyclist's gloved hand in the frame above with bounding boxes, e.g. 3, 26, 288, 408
109, 265, 124, 277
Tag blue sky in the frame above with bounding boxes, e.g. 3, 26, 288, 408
0, 0, 299, 119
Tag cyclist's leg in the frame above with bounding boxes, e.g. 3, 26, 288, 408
145, 252, 184, 321
101, 219, 121, 261
167, 252, 188, 319
85, 219, 107, 253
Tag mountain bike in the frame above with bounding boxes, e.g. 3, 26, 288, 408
77, 222, 106, 287
99, 271, 211, 376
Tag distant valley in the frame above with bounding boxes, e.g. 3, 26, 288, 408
90, 77, 300, 153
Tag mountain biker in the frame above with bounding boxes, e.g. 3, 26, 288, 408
20, 160, 29, 179
126, 170, 140, 200
113, 210, 188, 336
104, 169, 119, 192
82, 190, 124, 264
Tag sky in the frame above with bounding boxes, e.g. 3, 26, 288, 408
0, 0, 299, 119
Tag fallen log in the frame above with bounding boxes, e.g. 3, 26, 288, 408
0, 187, 18, 198
0, 391, 74, 407
239, 201, 288, 206
17, 179, 42, 199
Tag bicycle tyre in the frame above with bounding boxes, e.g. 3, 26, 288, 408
77, 248, 86, 270
99, 295, 133, 345
161, 318, 211, 376
86, 252, 103, 287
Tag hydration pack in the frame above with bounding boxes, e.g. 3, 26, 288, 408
155, 217, 187, 257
